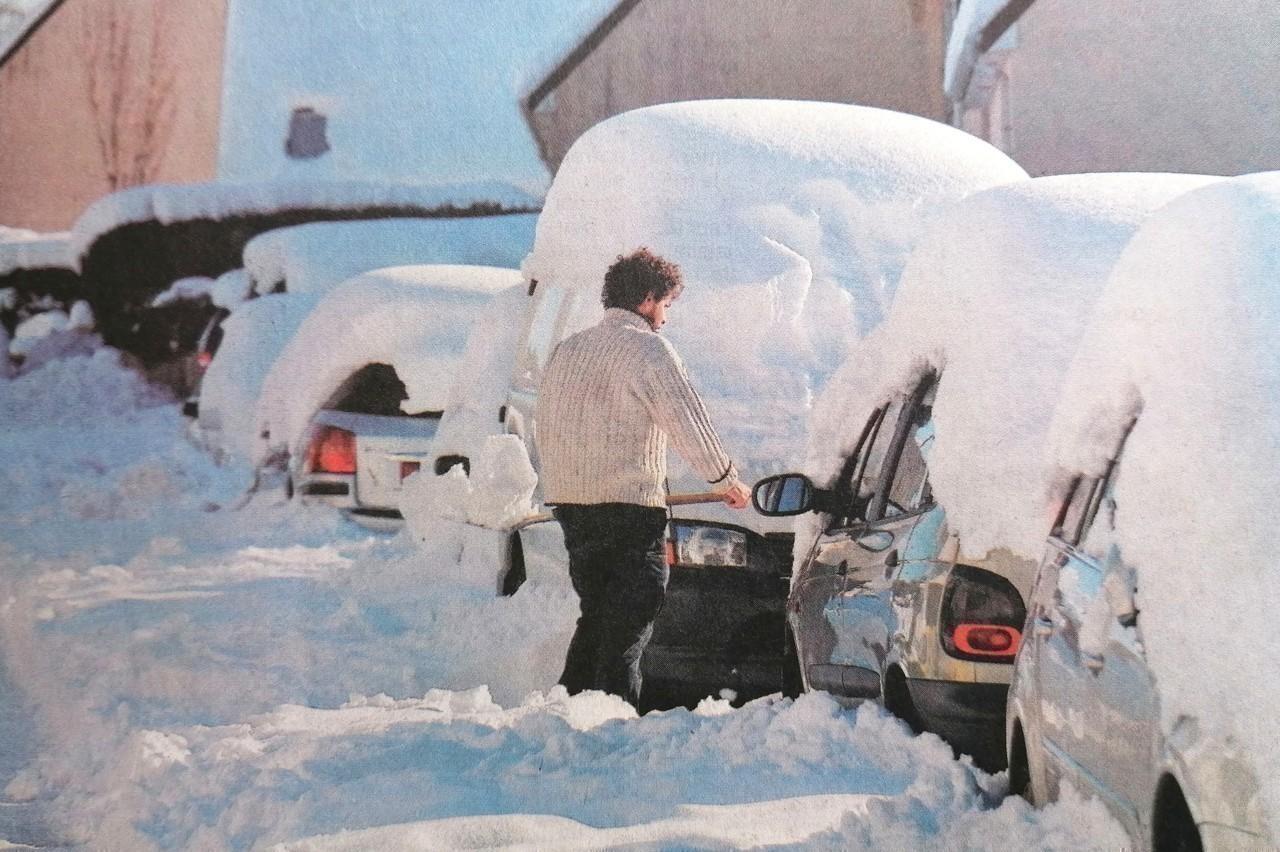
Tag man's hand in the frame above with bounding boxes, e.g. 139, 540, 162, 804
720, 480, 751, 510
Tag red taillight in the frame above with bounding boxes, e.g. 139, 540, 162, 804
399, 461, 420, 480
952, 623, 1021, 659
664, 539, 676, 567
196, 351, 214, 370
305, 426, 357, 474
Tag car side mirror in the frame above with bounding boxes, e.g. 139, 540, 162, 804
752, 473, 816, 516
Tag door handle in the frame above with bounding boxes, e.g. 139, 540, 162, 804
1083, 652, 1105, 673
1034, 616, 1054, 637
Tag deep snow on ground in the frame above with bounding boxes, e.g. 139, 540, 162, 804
0, 348, 1126, 849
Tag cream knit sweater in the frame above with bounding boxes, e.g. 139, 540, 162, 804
535, 308, 737, 508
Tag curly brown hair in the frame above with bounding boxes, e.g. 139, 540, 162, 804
601, 248, 684, 310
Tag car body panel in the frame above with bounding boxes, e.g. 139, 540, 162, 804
1010, 471, 1272, 849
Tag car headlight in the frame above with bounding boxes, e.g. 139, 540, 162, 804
668, 522, 748, 568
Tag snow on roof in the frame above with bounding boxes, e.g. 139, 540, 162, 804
69, 180, 540, 265
1048, 172, 1280, 826
217, 0, 618, 191
805, 172, 1218, 562
525, 99, 1028, 487
242, 214, 537, 296
254, 265, 523, 463
0, 229, 72, 275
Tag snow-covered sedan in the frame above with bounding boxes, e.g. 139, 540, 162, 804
254, 264, 523, 529
754, 173, 1215, 769
1007, 173, 1277, 850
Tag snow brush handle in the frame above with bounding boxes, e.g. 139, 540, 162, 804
512, 491, 728, 531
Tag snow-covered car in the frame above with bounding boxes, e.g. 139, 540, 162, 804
257, 265, 523, 529
197, 210, 537, 461
1006, 173, 1278, 849
753, 173, 1216, 769
467, 100, 1027, 704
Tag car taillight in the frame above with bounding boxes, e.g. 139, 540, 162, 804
952, 623, 1022, 658
305, 426, 356, 474
667, 521, 748, 568
196, 351, 214, 370
940, 564, 1026, 663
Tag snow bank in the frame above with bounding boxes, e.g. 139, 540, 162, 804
804, 173, 1217, 563
217, 1, 617, 191
242, 214, 537, 295
70, 180, 540, 264
254, 265, 522, 463
8, 300, 94, 360
1048, 172, 1280, 834
0, 351, 1126, 848
0, 230, 72, 276
525, 100, 1027, 503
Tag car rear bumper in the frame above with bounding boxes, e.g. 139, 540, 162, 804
907, 679, 1009, 769
642, 646, 781, 700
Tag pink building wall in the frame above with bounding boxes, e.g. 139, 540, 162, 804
0, 0, 228, 231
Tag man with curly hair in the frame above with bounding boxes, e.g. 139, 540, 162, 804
536, 248, 749, 707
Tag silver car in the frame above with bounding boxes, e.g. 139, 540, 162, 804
1007, 432, 1271, 851
754, 371, 1033, 771
290, 363, 439, 531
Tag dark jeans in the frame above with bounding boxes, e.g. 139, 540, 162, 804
553, 503, 669, 707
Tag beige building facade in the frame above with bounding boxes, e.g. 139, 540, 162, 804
950, 0, 1280, 176
526, 0, 949, 172
0, 0, 227, 231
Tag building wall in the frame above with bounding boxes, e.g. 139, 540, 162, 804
530, 0, 948, 171
0, 0, 227, 230
998, 0, 1280, 176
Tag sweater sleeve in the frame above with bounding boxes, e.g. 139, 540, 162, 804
633, 338, 737, 486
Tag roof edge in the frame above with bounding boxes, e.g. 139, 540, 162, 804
0, 0, 69, 71
947, 0, 1036, 105
520, 0, 643, 169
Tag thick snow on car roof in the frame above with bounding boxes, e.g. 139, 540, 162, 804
242, 214, 538, 296
69, 180, 539, 264
255, 265, 523, 464
1049, 172, 1280, 828
525, 100, 1028, 484
805, 172, 1217, 562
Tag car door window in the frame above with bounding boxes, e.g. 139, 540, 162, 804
1053, 476, 1099, 547
513, 284, 567, 391
829, 402, 896, 528
869, 373, 937, 521
1079, 461, 1120, 562
883, 387, 936, 517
